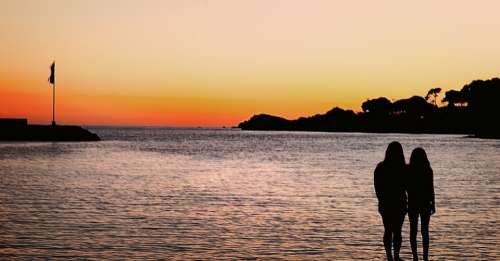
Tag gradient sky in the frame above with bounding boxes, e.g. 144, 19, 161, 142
1, 0, 499, 126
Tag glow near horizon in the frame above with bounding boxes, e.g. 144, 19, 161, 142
1, 0, 499, 126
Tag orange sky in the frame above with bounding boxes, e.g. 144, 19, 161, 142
1, 0, 499, 126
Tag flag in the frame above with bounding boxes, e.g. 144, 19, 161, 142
49, 61, 55, 84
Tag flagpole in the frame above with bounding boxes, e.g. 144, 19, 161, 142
50, 61, 56, 126
52, 81, 55, 126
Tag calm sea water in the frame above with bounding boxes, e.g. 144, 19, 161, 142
0, 128, 499, 260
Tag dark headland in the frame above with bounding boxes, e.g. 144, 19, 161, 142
0, 119, 100, 142
239, 78, 500, 139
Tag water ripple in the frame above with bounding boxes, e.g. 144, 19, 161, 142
0, 129, 499, 260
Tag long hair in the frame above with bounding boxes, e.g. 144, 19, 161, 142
409, 147, 430, 169
384, 141, 405, 167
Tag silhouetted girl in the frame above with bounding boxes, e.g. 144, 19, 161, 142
374, 141, 407, 261
407, 148, 435, 261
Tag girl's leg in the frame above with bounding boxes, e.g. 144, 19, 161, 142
409, 212, 419, 260
393, 213, 405, 261
420, 213, 431, 261
382, 215, 394, 261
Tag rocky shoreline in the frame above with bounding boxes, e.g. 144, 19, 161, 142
0, 121, 100, 142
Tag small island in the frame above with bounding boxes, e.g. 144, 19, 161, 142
0, 118, 100, 142
239, 78, 500, 139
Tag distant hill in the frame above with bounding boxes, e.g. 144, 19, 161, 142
239, 114, 292, 131
238, 78, 500, 139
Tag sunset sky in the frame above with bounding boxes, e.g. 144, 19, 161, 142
1, 0, 499, 126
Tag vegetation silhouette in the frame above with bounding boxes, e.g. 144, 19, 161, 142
407, 148, 435, 261
239, 78, 500, 138
425, 88, 441, 106
374, 142, 407, 261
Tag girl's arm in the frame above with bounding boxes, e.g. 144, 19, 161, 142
374, 164, 383, 200
430, 168, 436, 215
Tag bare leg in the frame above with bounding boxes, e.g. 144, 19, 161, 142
420, 213, 431, 261
409, 212, 419, 260
393, 229, 402, 260
393, 213, 405, 261
382, 215, 394, 261
384, 230, 394, 261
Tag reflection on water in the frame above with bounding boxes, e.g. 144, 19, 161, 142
0, 128, 499, 260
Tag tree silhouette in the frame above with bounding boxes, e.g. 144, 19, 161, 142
442, 90, 465, 107
460, 78, 500, 111
459, 78, 500, 137
239, 78, 500, 138
393, 96, 433, 116
425, 87, 441, 106
361, 97, 393, 115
